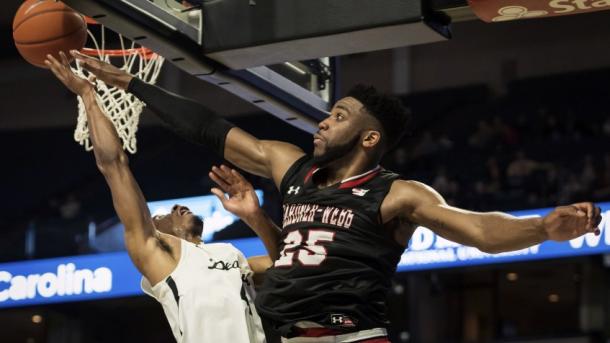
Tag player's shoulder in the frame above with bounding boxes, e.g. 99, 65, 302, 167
386, 179, 442, 207
389, 178, 429, 192
381, 179, 443, 222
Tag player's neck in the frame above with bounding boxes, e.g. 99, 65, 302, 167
318, 155, 378, 187
182, 233, 202, 245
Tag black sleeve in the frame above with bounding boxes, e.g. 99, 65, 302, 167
127, 77, 235, 157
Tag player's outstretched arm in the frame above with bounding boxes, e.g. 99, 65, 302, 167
45, 52, 177, 285
387, 180, 602, 253
71, 50, 305, 187
210, 165, 281, 261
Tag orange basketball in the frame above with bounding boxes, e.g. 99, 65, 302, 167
13, 0, 87, 68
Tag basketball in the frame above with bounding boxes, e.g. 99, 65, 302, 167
12, 0, 87, 68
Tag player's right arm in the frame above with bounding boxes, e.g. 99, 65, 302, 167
71, 51, 305, 187
210, 165, 281, 261
46, 52, 178, 286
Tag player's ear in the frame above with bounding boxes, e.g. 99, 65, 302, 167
362, 130, 381, 148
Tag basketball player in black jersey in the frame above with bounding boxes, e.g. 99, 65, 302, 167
75, 51, 603, 342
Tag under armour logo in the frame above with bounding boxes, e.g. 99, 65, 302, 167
352, 188, 369, 197
331, 315, 344, 324
329, 314, 356, 327
493, 6, 548, 22
287, 186, 301, 195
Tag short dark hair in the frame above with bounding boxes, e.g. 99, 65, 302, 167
347, 84, 411, 150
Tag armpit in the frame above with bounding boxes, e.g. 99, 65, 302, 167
155, 232, 174, 256
385, 216, 416, 247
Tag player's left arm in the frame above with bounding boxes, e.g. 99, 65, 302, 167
45, 52, 178, 285
387, 180, 602, 253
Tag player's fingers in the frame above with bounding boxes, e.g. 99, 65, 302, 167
572, 202, 594, 218
230, 168, 250, 186
577, 202, 597, 230
71, 51, 100, 72
46, 54, 61, 69
556, 205, 586, 217
70, 49, 89, 60
70, 49, 98, 65
59, 51, 70, 67
219, 165, 237, 182
210, 187, 227, 202
209, 169, 231, 191
45, 58, 66, 82
212, 165, 231, 181
46, 54, 70, 79
594, 206, 602, 227
87, 74, 97, 85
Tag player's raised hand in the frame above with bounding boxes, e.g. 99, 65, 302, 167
45, 51, 93, 96
543, 202, 602, 241
209, 165, 262, 220
70, 50, 133, 90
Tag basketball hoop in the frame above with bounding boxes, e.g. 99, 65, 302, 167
71, 17, 164, 154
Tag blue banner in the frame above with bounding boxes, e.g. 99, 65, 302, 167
0, 202, 608, 308
0, 252, 141, 308
395, 202, 610, 272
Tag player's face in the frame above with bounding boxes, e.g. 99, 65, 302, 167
313, 97, 366, 165
152, 204, 203, 239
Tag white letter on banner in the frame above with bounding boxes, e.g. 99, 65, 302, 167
549, 0, 575, 13
0, 271, 11, 302
573, 0, 592, 9
570, 231, 602, 249
93, 268, 112, 293
65, 263, 75, 295
10, 276, 27, 300
37, 273, 58, 298
410, 227, 435, 251
602, 212, 610, 245
56, 264, 65, 296
73, 269, 94, 294
593, 0, 610, 8
435, 235, 460, 249
26, 274, 40, 299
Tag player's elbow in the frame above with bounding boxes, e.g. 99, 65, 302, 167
476, 231, 509, 254
96, 152, 129, 175
471, 216, 504, 254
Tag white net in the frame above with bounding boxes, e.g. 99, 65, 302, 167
71, 25, 164, 154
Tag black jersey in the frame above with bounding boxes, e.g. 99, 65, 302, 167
255, 155, 405, 336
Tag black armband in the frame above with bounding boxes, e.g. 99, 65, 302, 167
127, 77, 235, 157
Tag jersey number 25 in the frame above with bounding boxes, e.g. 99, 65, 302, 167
275, 230, 335, 267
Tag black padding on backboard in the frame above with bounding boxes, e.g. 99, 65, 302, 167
202, 0, 427, 52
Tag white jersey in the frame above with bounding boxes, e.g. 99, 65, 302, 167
141, 240, 266, 343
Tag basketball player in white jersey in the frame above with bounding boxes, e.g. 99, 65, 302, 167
44, 52, 271, 343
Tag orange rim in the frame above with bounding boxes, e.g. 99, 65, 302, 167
81, 16, 157, 60
84, 16, 99, 25
80, 47, 157, 60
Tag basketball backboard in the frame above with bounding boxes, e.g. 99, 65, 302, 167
62, 0, 451, 133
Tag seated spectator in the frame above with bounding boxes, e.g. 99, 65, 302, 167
468, 120, 496, 149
